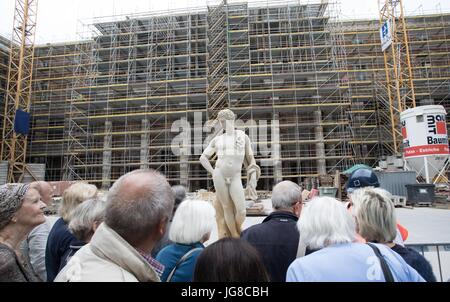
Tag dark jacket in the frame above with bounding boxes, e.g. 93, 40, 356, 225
391, 244, 436, 282
61, 239, 86, 269
0, 243, 40, 282
241, 211, 299, 282
45, 217, 78, 282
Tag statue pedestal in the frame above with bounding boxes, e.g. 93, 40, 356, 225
245, 200, 267, 216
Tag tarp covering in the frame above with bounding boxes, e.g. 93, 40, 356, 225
343, 164, 372, 175
14, 109, 30, 135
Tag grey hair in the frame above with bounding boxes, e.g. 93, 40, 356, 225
271, 181, 302, 210
352, 187, 397, 243
169, 199, 215, 244
69, 197, 107, 242
105, 169, 174, 247
298, 197, 356, 249
172, 185, 186, 206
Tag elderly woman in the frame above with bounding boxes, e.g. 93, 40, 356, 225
286, 197, 425, 282
20, 181, 57, 281
352, 187, 436, 282
58, 197, 107, 267
0, 183, 46, 281
45, 182, 97, 281
156, 199, 215, 282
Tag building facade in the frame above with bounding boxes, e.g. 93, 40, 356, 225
2, 1, 447, 190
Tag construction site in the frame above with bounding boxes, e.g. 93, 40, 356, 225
1, 0, 450, 192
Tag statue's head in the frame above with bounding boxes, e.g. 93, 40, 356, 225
217, 109, 235, 121
217, 109, 235, 131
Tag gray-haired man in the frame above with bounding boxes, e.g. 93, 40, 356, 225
55, 169, 174, 282
241, 180, 303, 282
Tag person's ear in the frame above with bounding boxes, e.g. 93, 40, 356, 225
92, 221, 100, 232
354, 217, 360, 233
293, 202, 301, 217
158, 217, 169, 236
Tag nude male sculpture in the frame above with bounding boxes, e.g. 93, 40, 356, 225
200, 109, 260, 238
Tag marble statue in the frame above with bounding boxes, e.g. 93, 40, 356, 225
200, 109, 260, 238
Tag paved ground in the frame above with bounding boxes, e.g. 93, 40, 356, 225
396, 207, 450, 244
207, 199, 450, 245
205, 200, 450, 281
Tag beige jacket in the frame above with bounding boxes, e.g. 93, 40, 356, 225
54, 223, 160, 282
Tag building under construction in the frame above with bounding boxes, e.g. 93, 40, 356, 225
1, 0, 449, 191
0, 36, 10, 144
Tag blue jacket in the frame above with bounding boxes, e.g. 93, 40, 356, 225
156, 242, 204, 282
392, 244, 436, 282
287, 242, 425, 282
241, 211, 299, 282
45, 217, 81, 282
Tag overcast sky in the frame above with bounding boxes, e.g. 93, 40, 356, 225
1, 0, 449, 44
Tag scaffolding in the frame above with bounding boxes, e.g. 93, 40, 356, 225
1, 0, 38, 183
207, 1, 228, 120
378, 0, 417, 154
0, 35, 11, 146
22, 1, 450, 190
342, 11, 450, 163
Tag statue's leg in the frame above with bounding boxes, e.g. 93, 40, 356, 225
213, 197, 231, 239
213, 171, 239, 238
229, 175, 246, 235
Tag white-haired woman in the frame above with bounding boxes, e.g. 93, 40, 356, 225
156, 199, 215, 282
352, 188, 436, 282
58, 197, 107, 268
286, 197, 425, 282
45, 182, 97, 281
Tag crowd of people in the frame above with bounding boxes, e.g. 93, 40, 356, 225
0, 167, 437, 282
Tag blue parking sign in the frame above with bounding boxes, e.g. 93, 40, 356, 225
382, 23, 388, 37
380, 21, 392, 51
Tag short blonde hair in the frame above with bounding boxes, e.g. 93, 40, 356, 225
59, 182, 98, 222
353, 187, 397, 243
169, 199, 215, 244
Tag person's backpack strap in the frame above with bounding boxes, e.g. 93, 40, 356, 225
366, 243, 395, 282
166, 247, 203, 282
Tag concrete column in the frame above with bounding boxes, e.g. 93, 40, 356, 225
272, 115, 282, 184
180, 150, 189, 189
314, 110, 326, 175
140, 119, 149, 170
102, 120, 112, 189
179, 121, 190, 189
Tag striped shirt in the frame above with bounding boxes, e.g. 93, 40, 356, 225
138, 250, 165, 278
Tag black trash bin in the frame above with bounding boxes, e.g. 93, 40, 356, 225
405, 184, 435, 205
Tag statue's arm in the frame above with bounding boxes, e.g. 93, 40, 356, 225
244, 134, 260, 187
244, 134, 256, 166
199, 138, 216, 175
